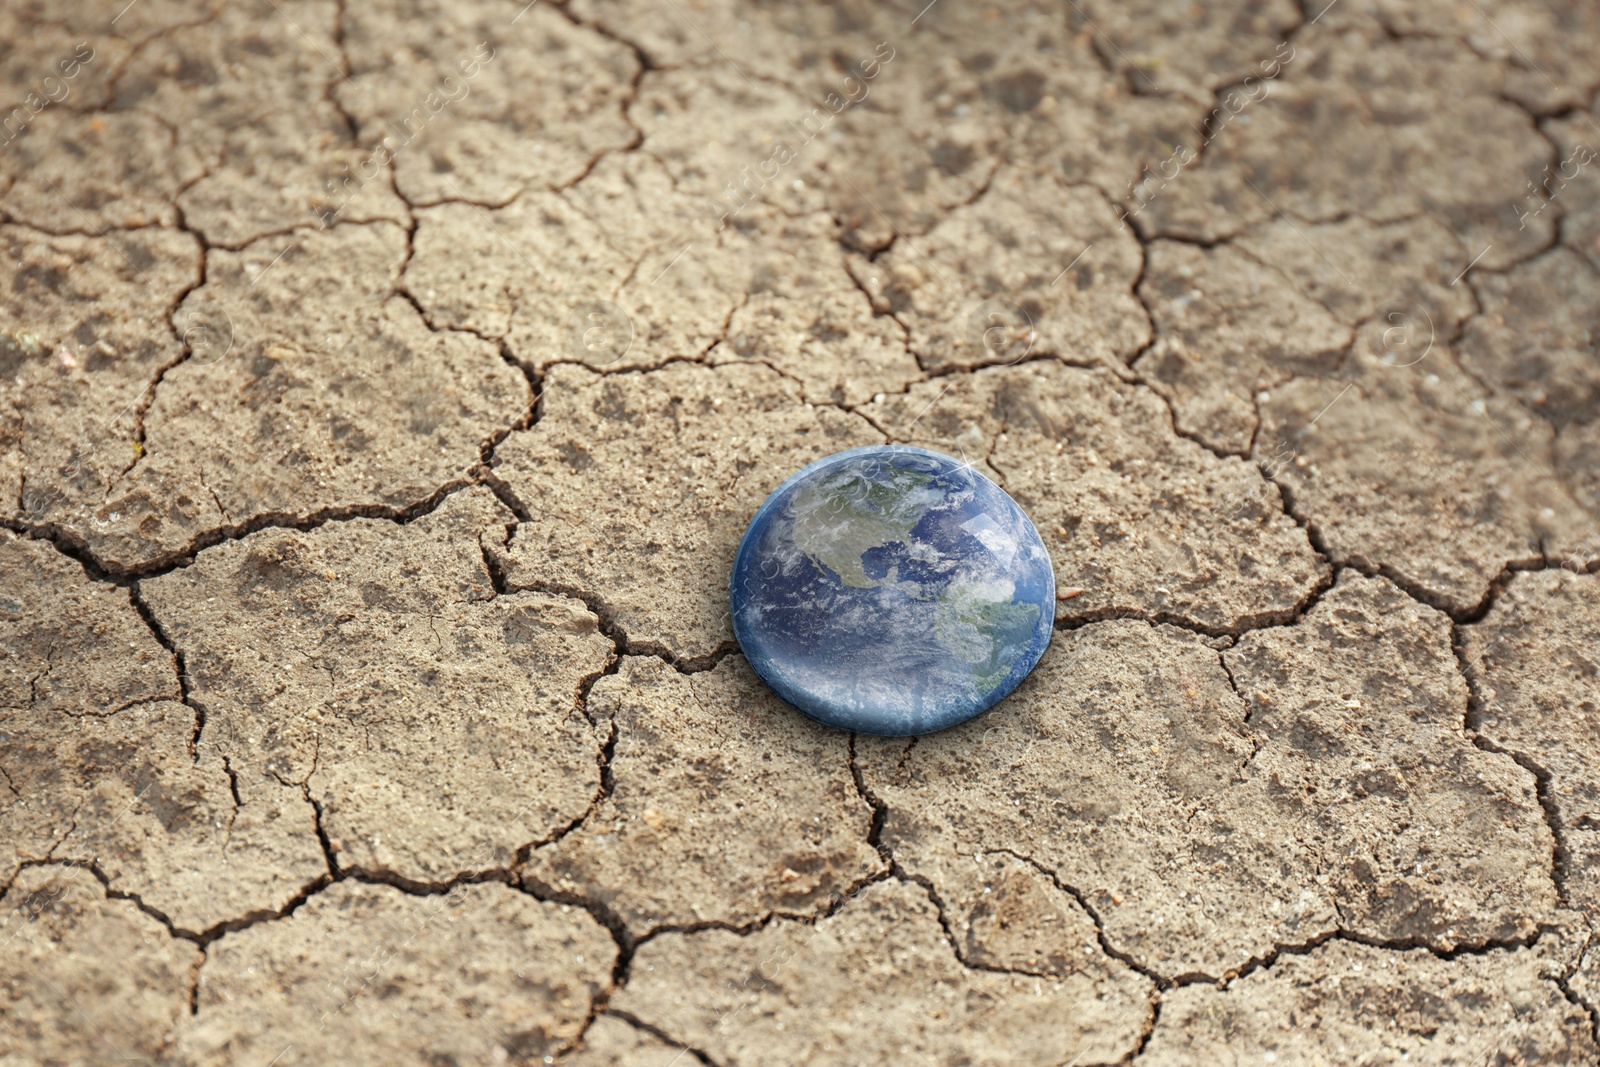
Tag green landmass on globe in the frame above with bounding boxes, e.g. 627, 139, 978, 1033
787, 463, 935, 589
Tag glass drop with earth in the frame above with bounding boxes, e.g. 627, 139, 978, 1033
730, 445, 1055, 736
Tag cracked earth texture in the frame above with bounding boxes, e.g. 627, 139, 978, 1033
2, 0, 1599, 1064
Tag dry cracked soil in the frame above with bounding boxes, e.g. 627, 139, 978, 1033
2, 0, 1600, 1064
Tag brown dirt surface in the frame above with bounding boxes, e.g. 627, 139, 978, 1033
3, 0, 1599, 1064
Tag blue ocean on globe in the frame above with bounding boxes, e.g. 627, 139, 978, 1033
730, 445, 1055, 736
